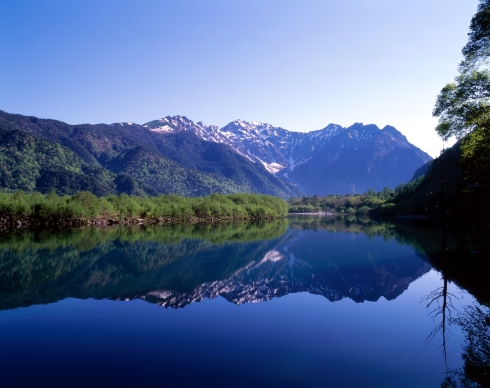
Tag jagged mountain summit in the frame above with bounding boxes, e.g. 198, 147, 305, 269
145, 116, 432, 195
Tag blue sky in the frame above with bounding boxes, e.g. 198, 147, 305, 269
0, 0, 479, 157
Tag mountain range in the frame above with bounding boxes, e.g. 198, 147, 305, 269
0, 110, 432, 196
145, 116, 432, 194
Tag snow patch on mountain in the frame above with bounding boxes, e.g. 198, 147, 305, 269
142, 115, 432, 194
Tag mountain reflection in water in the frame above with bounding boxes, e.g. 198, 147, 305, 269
0, 217, 433, 311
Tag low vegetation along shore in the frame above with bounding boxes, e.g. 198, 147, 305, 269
287, 182, 421, 216
0, 191, 288, 227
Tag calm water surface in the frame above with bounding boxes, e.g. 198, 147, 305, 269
0, 217, 488, 387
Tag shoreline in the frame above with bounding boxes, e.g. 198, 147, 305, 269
0, 215, 282, 230
288, 211, 335, 216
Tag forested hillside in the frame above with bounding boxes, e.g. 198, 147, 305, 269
0, 128, 153, 196
0, 111, 300, 198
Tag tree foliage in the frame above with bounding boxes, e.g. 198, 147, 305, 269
432, 0, 490, 227
461, 0, 490, 70
433, 71, 490, 140
0, 191, 288, 222
433, 0, 490, 140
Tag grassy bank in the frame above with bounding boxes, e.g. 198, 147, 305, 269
0, 191, 288, 227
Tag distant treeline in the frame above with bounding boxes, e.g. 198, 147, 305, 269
288, 179, 423, 216
0, 191, 288, 226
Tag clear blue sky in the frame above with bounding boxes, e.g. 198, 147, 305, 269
0, 0, 479, 157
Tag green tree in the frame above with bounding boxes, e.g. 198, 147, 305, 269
433, 0, 490, 140
433, 0, 490, 225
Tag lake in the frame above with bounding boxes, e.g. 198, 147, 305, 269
0, 216, 488, 387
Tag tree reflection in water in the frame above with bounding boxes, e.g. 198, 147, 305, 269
423, 222, 458, 368
440, 304, 490, 388
428, 223, 490, 387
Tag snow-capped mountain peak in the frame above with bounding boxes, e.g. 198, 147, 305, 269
142, 116, 432, 194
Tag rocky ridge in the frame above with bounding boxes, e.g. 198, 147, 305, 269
144, 116, 432, 194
